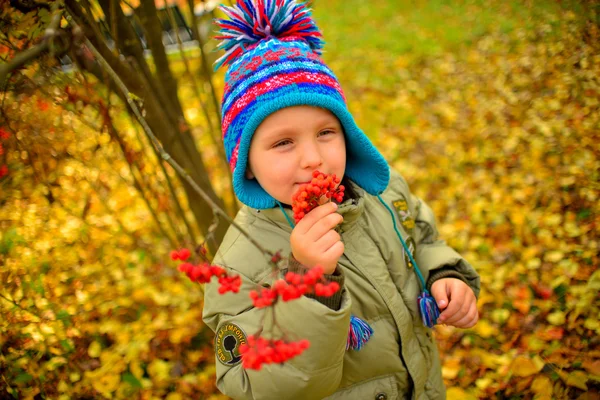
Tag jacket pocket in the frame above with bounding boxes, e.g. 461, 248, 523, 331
324, 374, 399, 400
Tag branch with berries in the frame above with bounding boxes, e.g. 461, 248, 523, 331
292, 170, 345, 223
170, 171, 345, 370
170, 245, 341, 370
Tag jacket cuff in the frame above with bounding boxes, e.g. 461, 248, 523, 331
426, 267, 468, 293
287, 254, 345, 311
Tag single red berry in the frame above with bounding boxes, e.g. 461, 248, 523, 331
271, 252, 282, 264
197, 245, 207, 256
210, 265, 226, 277
534, 284, 552, 300
178, 248, 191, 261
178, 262, 193, 274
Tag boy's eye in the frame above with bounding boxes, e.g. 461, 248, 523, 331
273, 139, 292, 148
318, 129, 335, 136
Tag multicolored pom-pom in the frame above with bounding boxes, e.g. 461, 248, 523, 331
214, 0, 324, 70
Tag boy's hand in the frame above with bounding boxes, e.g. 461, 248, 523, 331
290, 202, 344, 275
431, 278, 478, 328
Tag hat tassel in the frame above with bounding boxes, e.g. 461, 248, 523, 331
347, 315, 373, 351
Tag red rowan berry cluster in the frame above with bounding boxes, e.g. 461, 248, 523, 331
170, 248, 191, 261
172, 247, 241, 294
0, 127, 10, 179
292, 170, 345, 223
249, 266, 340, 308
239, 335, 310, 370
217, 274, 243, 294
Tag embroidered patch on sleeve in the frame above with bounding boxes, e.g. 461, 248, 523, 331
403, 236, 417, 269
215, 323, 247, 366
392, 196, 415, 233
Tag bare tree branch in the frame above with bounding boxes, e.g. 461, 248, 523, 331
80, 33, 274, 258
164, 3, 238, 216
64, 0, 230, 252
187, 0, 222, 119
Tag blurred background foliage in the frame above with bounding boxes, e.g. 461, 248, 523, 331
0, 0, 599, 398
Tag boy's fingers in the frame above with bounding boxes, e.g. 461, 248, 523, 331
451, 312, 471, 328
438, 293, 464, 322
308, 212, 343, 239
296, 202, 338, 234
444, 298, 477, 325
451, 302, 478, 328
322, 240, 344, 265
317, 229, 341, 252
430, 281, 449, 310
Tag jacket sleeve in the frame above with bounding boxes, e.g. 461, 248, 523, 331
202, 238, 351, 400
411, 193, 481, 298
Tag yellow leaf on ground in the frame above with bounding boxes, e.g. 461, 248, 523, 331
545, 251, 564, 263
148, 359, 171, 383
532, 355, 545, 372
130, 360, 144, 380
442, 358, 461, 379
512, 356, 543, 377
582, 360, 600, 376
584, 318, 599, 330
92, 373, 120, 395
531, 375, 553, 397
88, 341, 101, 358
564, 370, 588, 390
547, 311, 566, 325
475, 377, 493, 390
447, 387, 477, 400
474, 320, 498, 338
57, 380, 69, 393
491, 309, 510, 324
169, 327, 189, 344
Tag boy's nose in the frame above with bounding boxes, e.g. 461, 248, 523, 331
299, 141, 323, 170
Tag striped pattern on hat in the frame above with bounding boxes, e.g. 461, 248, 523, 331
221, 38, 346, 173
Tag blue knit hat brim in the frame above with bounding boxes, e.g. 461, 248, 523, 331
234, 92, 390, 209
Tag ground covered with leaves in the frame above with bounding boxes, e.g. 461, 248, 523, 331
315, 0, 599, 398
1, 0, 598, 399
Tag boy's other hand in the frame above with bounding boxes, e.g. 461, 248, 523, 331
431, 278, 478, 328
290, 202, 344, 275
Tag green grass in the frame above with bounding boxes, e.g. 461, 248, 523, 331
307, 0, 594, 140
313, 0, 589, 61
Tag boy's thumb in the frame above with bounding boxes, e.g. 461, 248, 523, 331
430, 282, 449, 310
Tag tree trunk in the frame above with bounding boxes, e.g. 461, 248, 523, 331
66, 0, 229, 253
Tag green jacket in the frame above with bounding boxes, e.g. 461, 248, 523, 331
203, 169, 480, 400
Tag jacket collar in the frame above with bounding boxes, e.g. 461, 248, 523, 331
251, 185, 366, 233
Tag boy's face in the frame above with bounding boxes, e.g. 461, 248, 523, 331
247, 105, 347, 206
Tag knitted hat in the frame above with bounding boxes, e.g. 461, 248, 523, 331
215, 0, 390, 209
